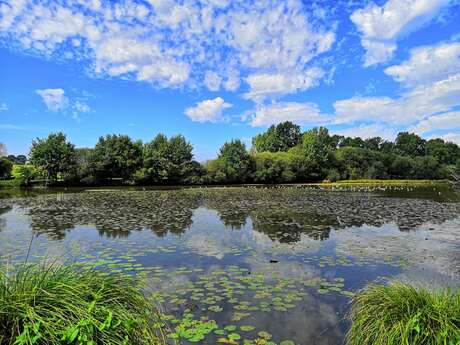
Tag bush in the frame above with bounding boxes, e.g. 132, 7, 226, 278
0, 264, 167, 345
11, 164, 41, 186
347, 282, 460, 345
0, 157, 13, 179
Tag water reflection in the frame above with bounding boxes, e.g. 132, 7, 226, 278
2, 187, 457, 242
0, 186, 458, 345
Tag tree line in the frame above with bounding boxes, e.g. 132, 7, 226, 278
1, 122, 460, 186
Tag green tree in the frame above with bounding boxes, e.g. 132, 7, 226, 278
29, 132, 76, 182
252, 121, 301, 153
425, 139, 460, 165
138, 134, 194, 183
335, 147, 376, 180
216, 140, 253, 183
253, 151, 297, 183
91, 135, 142, 180
0, 157, 13, 179
7, 155, 27, 164
390, 156, 415, 178
394, 132, 426, 157
302, 127, 333, 180
412, 156, 440, 179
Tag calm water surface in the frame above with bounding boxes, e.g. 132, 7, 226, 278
0, 185, 459, 344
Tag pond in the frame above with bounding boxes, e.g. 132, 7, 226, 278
0, 185, 459, 344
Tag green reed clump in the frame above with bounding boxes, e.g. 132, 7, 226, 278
0, 263, 167, 345
346, 282, 460, 345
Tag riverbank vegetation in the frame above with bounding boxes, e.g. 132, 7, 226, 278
0, 263, 167, 345
1, 122, 460, 186
347, 282, 460, 345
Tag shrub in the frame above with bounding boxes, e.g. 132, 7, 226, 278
0, 264, 167, 345
347, 282, 460, 345
0, 157, 13, 180
11, 164, 41, 186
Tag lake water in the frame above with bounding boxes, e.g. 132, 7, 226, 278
0, 185, 459, 344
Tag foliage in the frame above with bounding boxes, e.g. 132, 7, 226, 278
214, 140, 254, 183
136, 134, 194, 184
252, 122, 301, 153
0, 157, 13, 179
346, 282, 460, 345
29, 133, 76, 182
91, 135, 142, 180
7, 155, 27, 165
301, 127, 334, 180
253, 151, 296, 183
395, 132, 426, 157
11, 164, 41, 186
14, 123, 460, 186
0, 263, 167, 345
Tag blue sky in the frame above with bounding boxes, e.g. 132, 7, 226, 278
1, 0, 460, 160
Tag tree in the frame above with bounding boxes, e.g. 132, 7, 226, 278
91, 135, 142, 180
29, 132, 76, 182
139, 134, 194, 183
253, 151, 297, 183
390, 156, 415, 178
0, 157, 13, 179
252, 121, 301, 153
335, 147, 376, 180
425, 139, 459, 165
395, 132, 426, 157
302, 127, 333, 180
216, 140, 254, 183
7, 155, 27, 164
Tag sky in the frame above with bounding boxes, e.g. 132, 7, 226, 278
0, 0, 460, 161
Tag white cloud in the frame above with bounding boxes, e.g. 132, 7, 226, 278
333, 73, 460, 125
185, 97, 232, 123
36, 88, 69, 112
331, 124, 397, 141
0, 0, 335, 92
351, 0, 449, 66
250, 101, 326, 127
385, 42, 460, 87
0, 103, 7, 112
435, 132, 460, 144
35, 88, 91, 120
245, 68, 324, 101
204, 71, 222, 91
411, 111, 460, 134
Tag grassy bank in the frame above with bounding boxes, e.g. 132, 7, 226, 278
0, 264, 168, 345
347, 282, 460, 345
335, 179, 445, 185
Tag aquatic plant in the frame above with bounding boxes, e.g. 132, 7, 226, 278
346, 282, 460, 345
0, 263, 167, 345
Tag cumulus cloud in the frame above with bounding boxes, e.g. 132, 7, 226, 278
0, 0, 335, 92
35, 88, 91, 119
245, 68, 324, 101
435, 132, 460, 144
36, 88, 69, 112
185, 97, 232, 123
250, 102, 326, 127
411, 111, 460, 134
333, 74, 460, 125
351, 0, 449, 66
384, 42, 460, 87
331, 124, 397, 141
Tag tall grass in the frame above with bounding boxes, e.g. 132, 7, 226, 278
0, 263, 167, 345
346, 282, 460, 345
